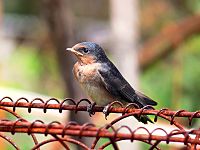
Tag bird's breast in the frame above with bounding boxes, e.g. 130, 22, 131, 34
73, 62, 115, 105
73, 62, 102, 83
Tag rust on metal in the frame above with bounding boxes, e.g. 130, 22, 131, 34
0, 96, 199, 149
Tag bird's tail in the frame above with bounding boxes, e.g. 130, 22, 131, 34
134, 91, 157, 124
134, 115, 153, 124
135, 91, 157, 106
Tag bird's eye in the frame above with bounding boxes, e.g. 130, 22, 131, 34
82, 47, 89, 53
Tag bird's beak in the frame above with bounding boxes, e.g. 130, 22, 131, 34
66, 48, 83, 56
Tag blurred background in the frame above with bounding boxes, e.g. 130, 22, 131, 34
1, 0, 200, 149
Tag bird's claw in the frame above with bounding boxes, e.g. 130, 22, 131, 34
87, 102, 96, 117
103, 105, 110, 120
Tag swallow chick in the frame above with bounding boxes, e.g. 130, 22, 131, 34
66, 42, 157, 124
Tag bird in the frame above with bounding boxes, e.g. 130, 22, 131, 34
66, 42, 157, 124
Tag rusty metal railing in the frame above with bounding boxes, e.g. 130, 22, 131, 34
0, 96, 199, 149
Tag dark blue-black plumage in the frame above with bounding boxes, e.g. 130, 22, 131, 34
67, 42, 157, 124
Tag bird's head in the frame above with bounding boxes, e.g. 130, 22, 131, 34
66, 42, 107, 65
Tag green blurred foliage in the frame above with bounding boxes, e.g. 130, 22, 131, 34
181, 36, 200, 111
2, 46, 65, 98
141, 62, 173, 108
4, 0, 39, 15
185, 0, 200, 14
141, 35, 200, 113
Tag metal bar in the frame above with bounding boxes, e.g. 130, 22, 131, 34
0, 99, 200, 119
0, 96, 200, 149
0, 120, 199, 145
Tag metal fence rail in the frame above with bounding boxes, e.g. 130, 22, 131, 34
0, 96, 199, 149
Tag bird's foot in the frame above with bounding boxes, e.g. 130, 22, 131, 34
103, 105, 110, 120
87, 102, 96, 117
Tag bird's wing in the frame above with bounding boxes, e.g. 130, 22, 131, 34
98, 64, 157, 107
135, 90, 157, 106
98, 67, 144, 106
